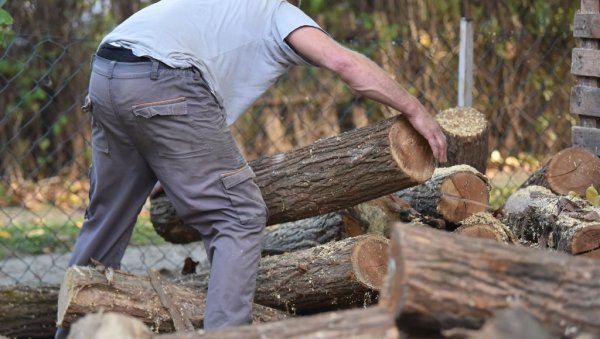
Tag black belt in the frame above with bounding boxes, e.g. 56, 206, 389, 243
97, 44, 152, 63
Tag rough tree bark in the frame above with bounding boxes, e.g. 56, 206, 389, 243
0, 285, 59, 338
182, 234, 389, 314
454, 212, 518, 244
503, 185, 600, 257
435, 107, 489, 173
151, 115, 435, 244
518, 146, 600, 197
56, 266, 289, 332
379, 223, 600, 337
156, 306, 399, 339
396, 165, 490, 225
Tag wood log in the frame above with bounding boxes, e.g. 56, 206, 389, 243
156, 306, 399, 339
518, 146, 600, 197
504, 185, 600, 257
435, 107, 489, 173
379, 223, 600, 337
396, 165, 490, 225
182, 234, 389, 314
0, 284, 59, 338
57, 266, 289, 331
454, 212, 518, 244
151, 115, 435, 243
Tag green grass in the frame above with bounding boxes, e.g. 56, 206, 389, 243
0, 215, 166, 260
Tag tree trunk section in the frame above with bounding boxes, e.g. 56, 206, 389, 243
518, 146, 600, 197
396, 165, 490, 225
68, 312, 153, 339
504, 185, 600, 256
436, 107, 489, 173
56, 266, 289, 331
156, 306, 399, 339
455, 211, 518, 244
182, 234, 389, 314
151, 115, 435, 244
379, 223, 600, 337
0, 285, 59, 338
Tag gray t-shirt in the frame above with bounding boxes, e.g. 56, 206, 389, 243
101, 0, 322, 125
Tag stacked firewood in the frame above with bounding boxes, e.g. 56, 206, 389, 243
3, 110, 600, 338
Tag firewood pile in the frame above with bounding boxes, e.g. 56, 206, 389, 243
2, 110, 600, 338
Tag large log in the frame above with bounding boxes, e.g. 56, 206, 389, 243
396, 165, 490, 225
504, 185, 600, 257
518, 146, 600, 197
0, 285, 59, 338
157, 306, 399, 339
57, 266, 289, 331
379, 223, 600, 337
435, 107, 490, 173
182, 234, 389, 314
151, 115, 435, 243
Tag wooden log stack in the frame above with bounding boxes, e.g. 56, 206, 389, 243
572, 0, 600, 154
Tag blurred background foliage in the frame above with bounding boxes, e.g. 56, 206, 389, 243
0, 0, 576, 206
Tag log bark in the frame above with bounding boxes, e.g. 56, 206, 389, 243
182, 234, 389, 314
151, 115, 435, 244
379, 223, 600, 337
435, 107, 489, 173
0, 284, 59, 338
396, 165, 490, 225
156, 306, 399, 339
57, 266, 289, 331
454, 212, 518, 244
504, 185, 600, 257
518, 146, 600, 197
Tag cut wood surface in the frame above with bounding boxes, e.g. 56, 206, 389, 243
157, 306, 400, 339
379, 223, 600, 337
56, 266, 289, 331
183, 234, 389, 314
396, 165, 490, 224
68, 312, 153, 339
151, 115, 435, 243
504, 185, 600, 257
435, 107, 489, 173
574, 13, 600, 39
454, 212, 517, 244
0, 285, 59, 338
518, 146, 600, 197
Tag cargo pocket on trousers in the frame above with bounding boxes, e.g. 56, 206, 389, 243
132, 97, 203, 158
220, 164, 268, 225
84, 94, 109, 154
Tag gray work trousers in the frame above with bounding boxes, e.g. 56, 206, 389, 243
55, 56, 267, 338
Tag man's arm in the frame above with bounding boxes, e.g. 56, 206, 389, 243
286, 26, 447, 162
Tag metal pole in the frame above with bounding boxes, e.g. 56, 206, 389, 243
458, 17, 473, 107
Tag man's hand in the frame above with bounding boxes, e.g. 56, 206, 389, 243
406, 111, 447, 163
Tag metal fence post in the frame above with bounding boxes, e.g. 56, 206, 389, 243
458, 17, 474, 107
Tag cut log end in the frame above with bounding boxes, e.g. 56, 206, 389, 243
571, 224, 600, 256
546, 147, 600, 196
438, 172, 489, 223
436, 107, 488, 138
455, 224, 503, 241
351, 236, 389, 289
389, 117, 435, 183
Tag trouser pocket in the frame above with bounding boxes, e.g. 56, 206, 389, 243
84, 94, 110, 154
220, 164, 268, 225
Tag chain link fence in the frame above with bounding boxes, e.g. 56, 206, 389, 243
0, 8, 574, 286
